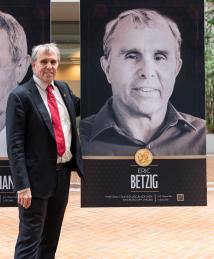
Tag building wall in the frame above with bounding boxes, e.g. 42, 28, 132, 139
56, 64, 80, 97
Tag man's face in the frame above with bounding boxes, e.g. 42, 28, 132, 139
0, 29, 17, 128
32, 49, 59, 84
101, 17, 182, 117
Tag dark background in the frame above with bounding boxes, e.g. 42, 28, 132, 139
80, 0, 205, 119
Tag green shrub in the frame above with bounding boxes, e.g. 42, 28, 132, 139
205, 0, 214, 133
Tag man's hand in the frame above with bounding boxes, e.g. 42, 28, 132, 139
18, 189, 32, 209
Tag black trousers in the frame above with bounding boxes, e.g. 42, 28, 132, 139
14, 168, 71, 259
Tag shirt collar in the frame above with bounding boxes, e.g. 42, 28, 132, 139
166, 103, 196, 131
89, 98, 196, 141
33, 74, 54, 92
90, 98, 116, 141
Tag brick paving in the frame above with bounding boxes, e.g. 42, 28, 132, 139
207, 155, 214, 182
0, 156, 213, 259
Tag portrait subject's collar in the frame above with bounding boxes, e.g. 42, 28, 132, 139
89, 99, 197, 143
89, 97, 148, 144
166, 103, 196, 131
89, 97, 117, 141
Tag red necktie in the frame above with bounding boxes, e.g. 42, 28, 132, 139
46, 84, 66, 156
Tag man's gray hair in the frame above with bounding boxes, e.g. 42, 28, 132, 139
103, 9, 182, 59
31, 43, 60, 62
0, 11, 28, 63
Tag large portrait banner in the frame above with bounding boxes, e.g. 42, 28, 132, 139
80, 0, 207, 207
0, 0, 50, 206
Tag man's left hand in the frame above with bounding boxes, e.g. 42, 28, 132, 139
17, 189, 32, 209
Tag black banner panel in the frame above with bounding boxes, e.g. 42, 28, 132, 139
80, 0, 207, 207
81, 157, 206, 207
0, 160, 16, 206
0, 0, 50, 206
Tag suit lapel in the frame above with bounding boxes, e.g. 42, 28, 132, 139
27, 78, 55, 140
54, 81, 75, 123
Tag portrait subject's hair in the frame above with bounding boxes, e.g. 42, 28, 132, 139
0, 11, 28, 64
31, 43, 61, 62
103, 9, 182, 60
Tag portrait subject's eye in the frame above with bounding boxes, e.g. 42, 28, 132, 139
125, 51, 140, 61
154, 52, 167, 62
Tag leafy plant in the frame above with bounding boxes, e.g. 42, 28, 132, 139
205, 0, 214, 133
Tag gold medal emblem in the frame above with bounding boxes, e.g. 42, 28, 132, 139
134, 148, 153, 167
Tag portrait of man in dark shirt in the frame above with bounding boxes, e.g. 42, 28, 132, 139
0, 10, 30, 156
80, 9, 205, 156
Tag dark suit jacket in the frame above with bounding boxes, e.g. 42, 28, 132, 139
6, 78, 84, 198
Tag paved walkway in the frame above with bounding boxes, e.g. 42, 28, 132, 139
0, 156, 213, 259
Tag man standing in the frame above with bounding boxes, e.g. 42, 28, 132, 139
6, 43, 84, 259
80, 9, 205, 156
0, 10, 30, 156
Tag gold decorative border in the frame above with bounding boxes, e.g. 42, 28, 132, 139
83, 155, 206, 160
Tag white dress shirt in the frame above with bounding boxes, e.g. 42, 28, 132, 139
33, 75, 72, 163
